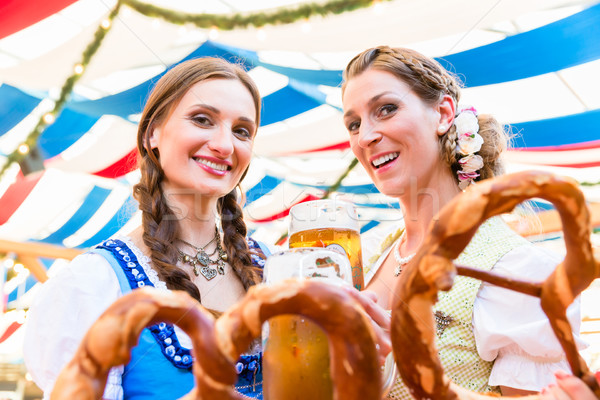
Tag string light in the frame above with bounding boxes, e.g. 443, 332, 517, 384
13, 263, 25, 274
1, 0, 390, 181
0, 0, 123, 180
17, 144, 30, 155
3, 257, 15, 269
43, 113, 55, 124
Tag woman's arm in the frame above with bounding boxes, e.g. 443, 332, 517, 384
500, 386, 537, 396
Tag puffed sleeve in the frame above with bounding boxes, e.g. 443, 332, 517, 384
23, 252, 125, 400
472, 244, 586, 391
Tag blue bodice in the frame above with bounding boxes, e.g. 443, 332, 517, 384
93, 237, 265, 399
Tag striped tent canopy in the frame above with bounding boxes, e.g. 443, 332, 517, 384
1, 1, 600, 386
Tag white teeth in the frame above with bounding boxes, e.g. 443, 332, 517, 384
195, 158, 228, 171
372, 152, 399, 167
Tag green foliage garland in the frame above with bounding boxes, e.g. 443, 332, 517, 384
0, 1, 122, 179
0, 0, 387, 181
122, 0, 388, 29
323, 157, 359, 199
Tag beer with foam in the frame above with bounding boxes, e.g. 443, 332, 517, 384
288, 200, 364, 290
262, 248, 352, 400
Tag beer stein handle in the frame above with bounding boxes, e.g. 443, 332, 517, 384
381, 352, 397, 396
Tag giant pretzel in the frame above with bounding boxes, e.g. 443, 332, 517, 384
391, 170, 600, 399
51, 279, 381, 400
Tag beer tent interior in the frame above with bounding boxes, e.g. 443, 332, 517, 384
1, 0, 600, 398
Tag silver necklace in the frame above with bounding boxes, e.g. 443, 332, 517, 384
176, 227, 227, 280
393, 231, 416, 277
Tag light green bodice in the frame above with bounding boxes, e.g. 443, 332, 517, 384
376, 217, 529, 399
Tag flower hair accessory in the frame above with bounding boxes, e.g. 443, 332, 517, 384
454, 106, 483, 190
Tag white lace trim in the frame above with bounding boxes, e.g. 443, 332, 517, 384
114, 235, 168, 291
103, 366, 124, 400
489, 346, 571, 390
496, 344, 566, 364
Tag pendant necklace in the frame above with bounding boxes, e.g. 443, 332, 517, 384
393, 231, 416, 277
176, 227, 228, 281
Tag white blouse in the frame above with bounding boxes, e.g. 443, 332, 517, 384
23, 236, 193, 400
363, 225, 586, 391
473, 245, 585, 390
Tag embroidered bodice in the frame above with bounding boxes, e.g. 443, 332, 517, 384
94, 236, 265, 398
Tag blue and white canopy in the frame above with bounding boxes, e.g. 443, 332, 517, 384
1, 0, 600, 311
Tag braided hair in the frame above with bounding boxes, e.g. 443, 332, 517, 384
342, 45, 507, 182
133, 57, 263, 302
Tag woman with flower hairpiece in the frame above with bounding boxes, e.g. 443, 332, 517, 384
24, 58, 268, 399
341, 46, 585, 398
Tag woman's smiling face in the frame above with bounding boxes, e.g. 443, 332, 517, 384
342, 68, 448, 197
149, 77, 257, 199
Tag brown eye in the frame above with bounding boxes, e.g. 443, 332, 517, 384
378, 104, 398, 118
191, 115, 212, 126
347, 120, 360, 134
233, 126, 252, 139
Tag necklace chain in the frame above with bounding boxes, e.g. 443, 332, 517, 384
176, 230, 217, 254
176, 227, 228, 281
394, 230, 416, 277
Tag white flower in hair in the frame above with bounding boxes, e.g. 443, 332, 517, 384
456, 131, 484, 156
458, 154, 484, 173
453, 106, 483, 189
454, 110, 479, 136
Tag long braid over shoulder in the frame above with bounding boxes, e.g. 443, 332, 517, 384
135, 153, 201, 300
342, 45, 508, 183
218, 189, 263, 289
133, 57, 261, 302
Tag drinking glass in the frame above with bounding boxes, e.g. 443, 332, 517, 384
262, 248, 352, 400
261, 250, 397, 399
288, 199, 364, 290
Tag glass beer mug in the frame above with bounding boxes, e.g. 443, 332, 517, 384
288, 199, 364, 291
262, 248, 354, 400
262, 201, 396, 399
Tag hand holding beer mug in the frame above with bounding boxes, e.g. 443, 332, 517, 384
262, 200, 395, 399
288, 200, 364, 290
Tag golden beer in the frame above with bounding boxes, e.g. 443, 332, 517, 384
289, 227, 364, 290
263, 200, 364, 400
262, 248, 353, 400
263, 315, 332, 400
